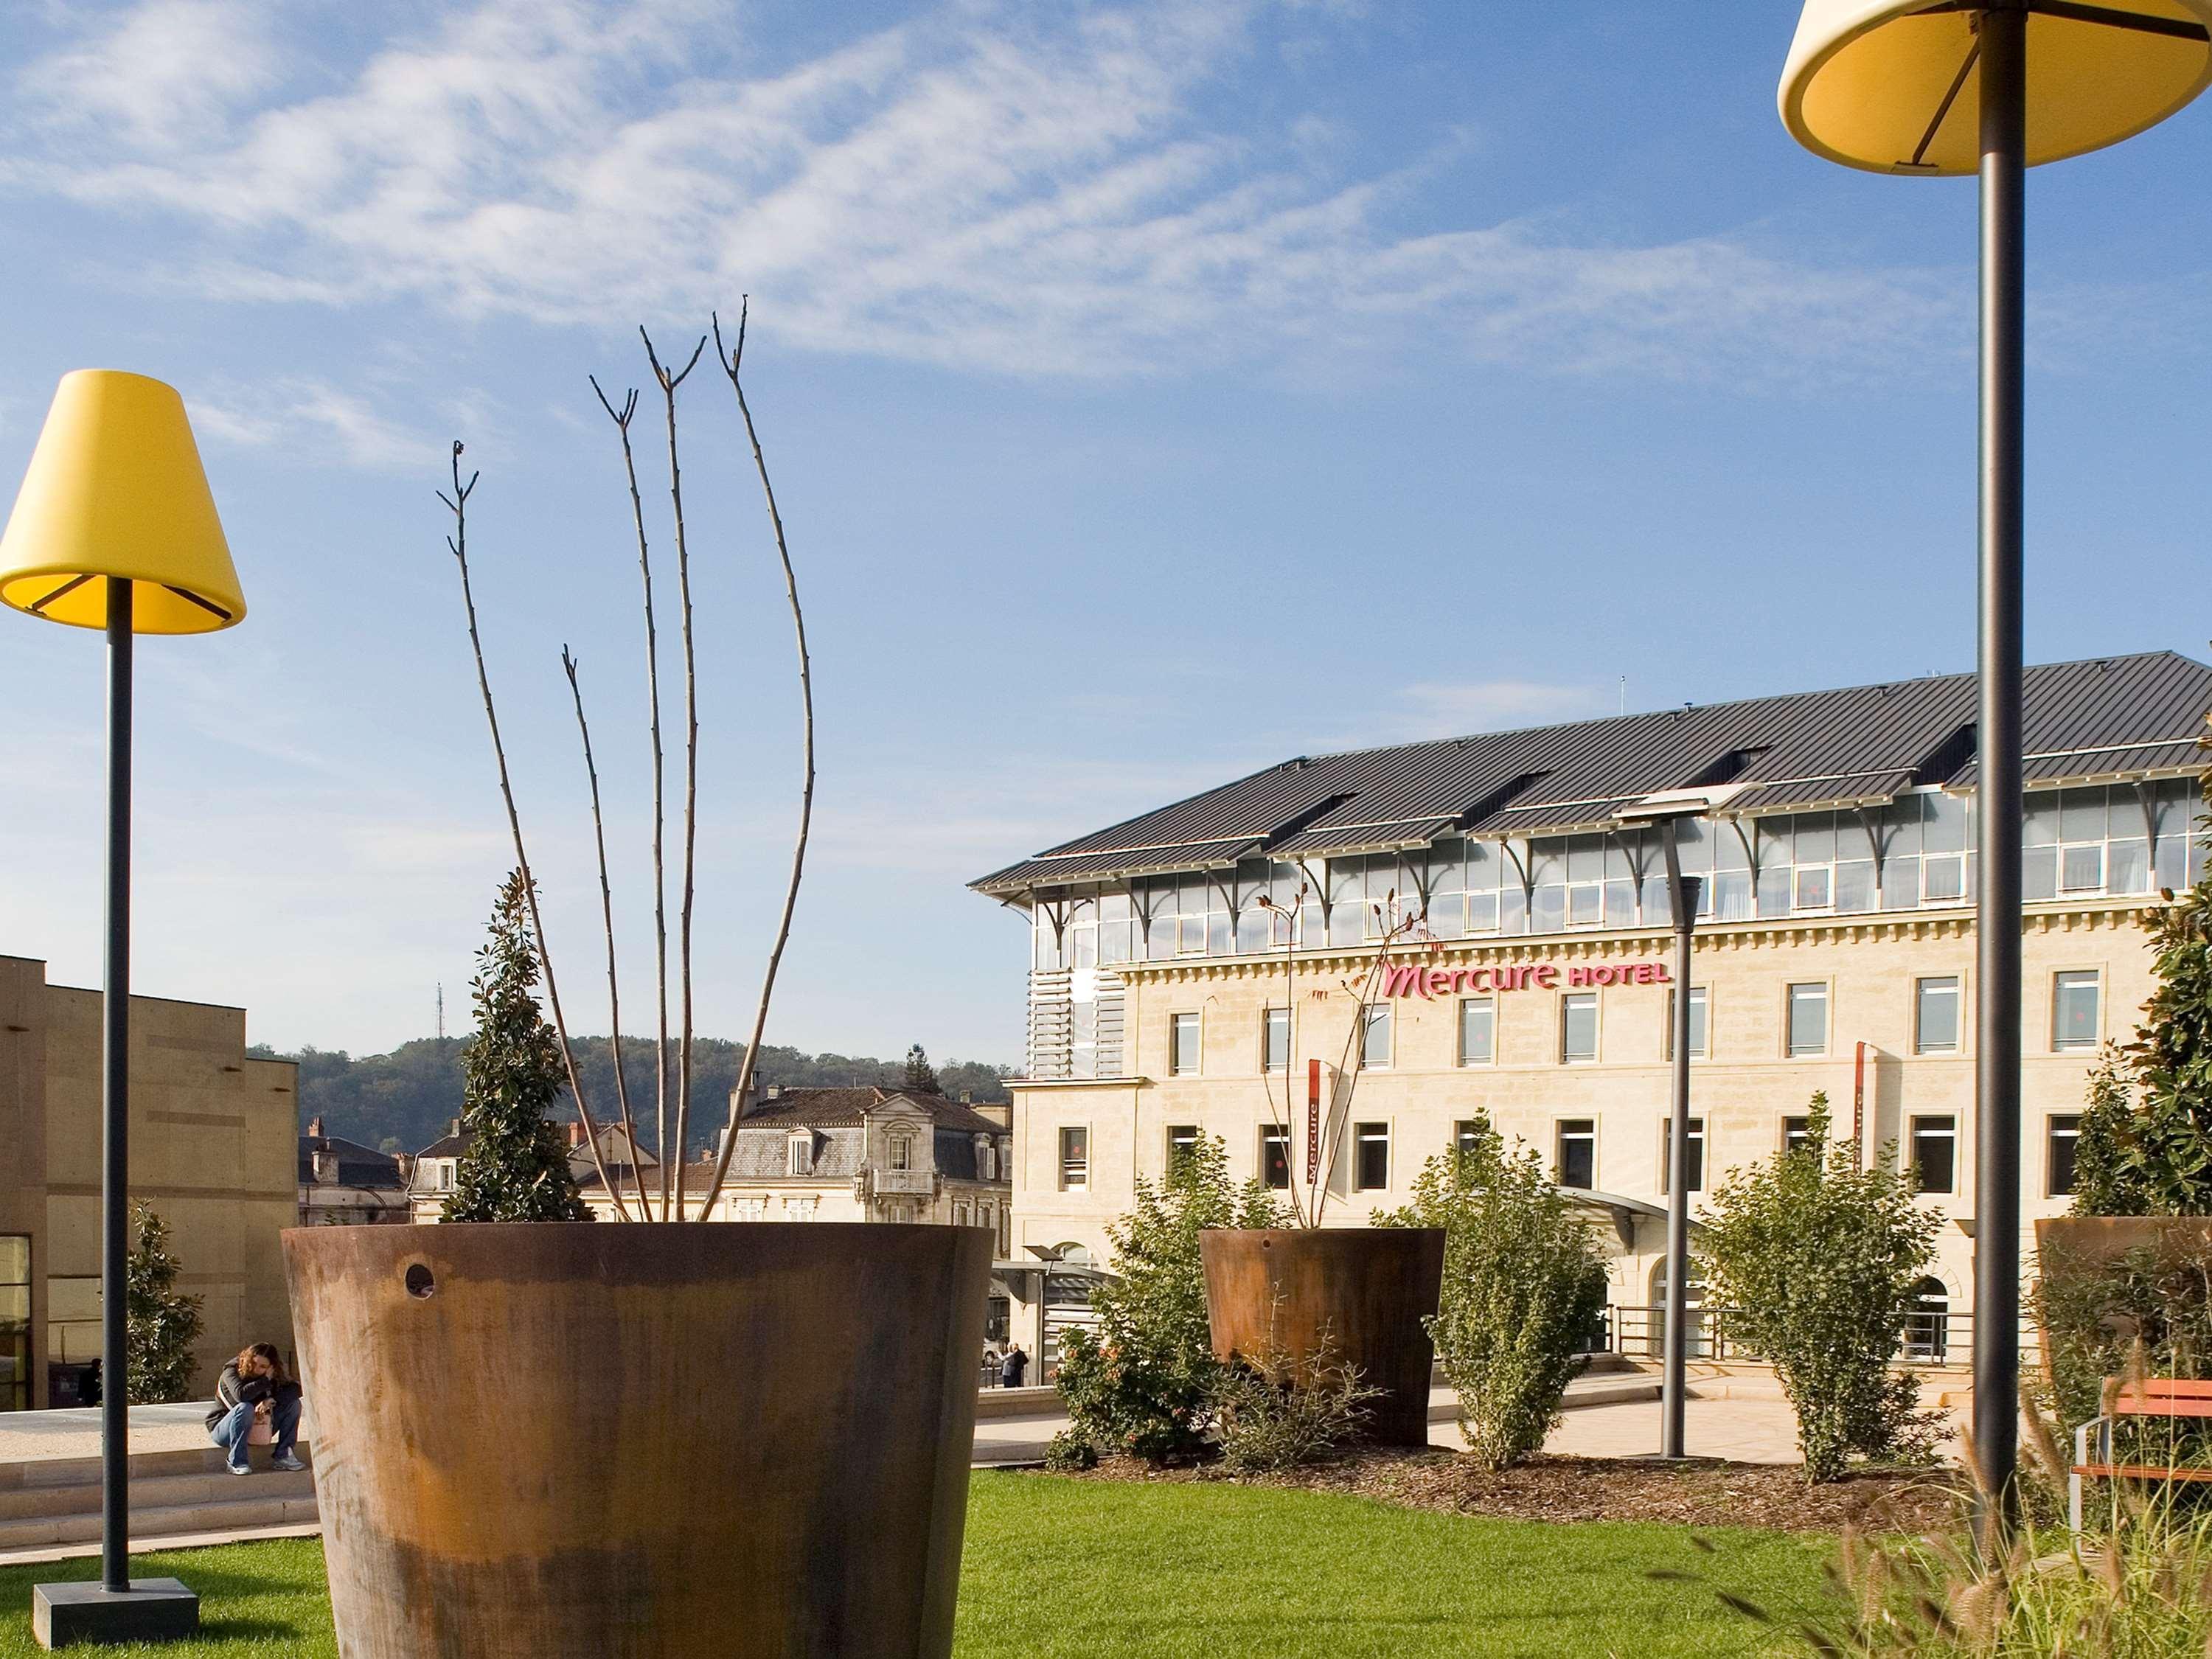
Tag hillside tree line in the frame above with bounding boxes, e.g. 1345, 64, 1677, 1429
256, 1035, 1013, 1157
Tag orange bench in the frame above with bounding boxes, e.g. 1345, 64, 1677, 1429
2069, 1377, 2212, 1531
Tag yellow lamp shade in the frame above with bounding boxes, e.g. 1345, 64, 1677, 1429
0, 370, 245, 634
1781, 0, 2212, 175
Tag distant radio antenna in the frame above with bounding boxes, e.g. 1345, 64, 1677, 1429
1618, 676, 1627, 716
437, 983, 445, 1041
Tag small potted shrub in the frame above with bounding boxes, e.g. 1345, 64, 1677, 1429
2035, 787, 2212, 1424
1197, 890, 1444, 1447
286, 315, 990, 1658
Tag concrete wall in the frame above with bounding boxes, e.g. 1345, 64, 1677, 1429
1, 953, 297, 1405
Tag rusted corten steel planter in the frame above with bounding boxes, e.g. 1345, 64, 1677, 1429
1199, 1228, 1445, 1447
284, 1222, 990, 1659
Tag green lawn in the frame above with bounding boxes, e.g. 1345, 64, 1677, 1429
1, 1472, 1835, 1658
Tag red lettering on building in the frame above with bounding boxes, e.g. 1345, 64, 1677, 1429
1426, 970, 1454, 999
1371, 957, 1675, 998
1534, 965, 1558, 989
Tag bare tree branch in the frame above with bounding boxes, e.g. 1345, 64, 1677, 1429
562, 644, 650, 1221
641, 328, 706, 1214
701, 299, 816, 1215
443, 441, 630, 1220
593, 372, 670, 1218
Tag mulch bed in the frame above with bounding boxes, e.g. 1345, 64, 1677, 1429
1054, 1448, 1967, 1535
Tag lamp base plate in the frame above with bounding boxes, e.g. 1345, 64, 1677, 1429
32, 1579, 200, 1649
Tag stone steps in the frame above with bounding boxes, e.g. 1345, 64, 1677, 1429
0, 1447, 318, 1554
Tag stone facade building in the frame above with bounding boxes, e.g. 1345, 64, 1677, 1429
0, 952, 297, 1410
973, 651, 2212, 1366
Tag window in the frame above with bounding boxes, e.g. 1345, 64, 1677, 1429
1455, 1119, 1489, 1159
1354, 1122, 1390, 1191
1665, 987, 1708, 1060
978, 1138, 996, 1183
1782, 1115, 1812, 1153
888, 1133, 913, 1171
1787, 982, 1829, 1057
1556, 1119, 1596, 1189
787, 1136, 813, 1178
439, 1161, 454, 1191
1263, 1006, 1290, 1072
1915, 976, 1961, 1055
2052, 971, 2101, 1051
1260, 1124, 1291, 1190
1660, 1117, 1705, 1194
1906, 1277, 1950, 1361
1058, 1127, 1089, 1190
1360, 1004, 1391, 1069
1170, 1012, 1201, 1076
2048, 1115, 2082, 1197
1910, 1115, 1956, 1194
1166, 1124, 1200, 1172
1458, 997, 1495, 1065
1, 1235, 27, 1413
1560, 992, 1599, 1064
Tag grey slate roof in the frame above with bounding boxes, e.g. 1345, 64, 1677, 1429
738, 1087, 1009, 1137
972, 650, 2211, 895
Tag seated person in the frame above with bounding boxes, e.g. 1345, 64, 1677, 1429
205, 1342, 305, 1475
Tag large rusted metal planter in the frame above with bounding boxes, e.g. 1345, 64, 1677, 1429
284, 1222, 990, 1659
1199, 1228, 1445, 1447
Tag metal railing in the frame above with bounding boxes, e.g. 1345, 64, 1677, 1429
1593, 1304, 1989, 1367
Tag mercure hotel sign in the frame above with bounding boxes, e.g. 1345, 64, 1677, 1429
1380, 959, 1674, 1000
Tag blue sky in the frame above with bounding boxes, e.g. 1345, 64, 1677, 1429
0, 0, 2205, 1067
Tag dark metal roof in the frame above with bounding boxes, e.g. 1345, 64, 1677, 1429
970, 651, 2211, 896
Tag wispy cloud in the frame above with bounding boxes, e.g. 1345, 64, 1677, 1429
4, 0, 1983, 385
194, 377, 437, 471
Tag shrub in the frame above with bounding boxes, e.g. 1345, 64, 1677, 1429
2032, 1231, 2212, 1437
2070, 1050, 2151, 1218
1211, 1310, 1382, 1475
1054, 1136, 1288, 1463
1043, 1429, 1099, 1472
125, 1203, 204, 1404
1374, 1116, 1609, 1472
1697, 1092, 1942, 1484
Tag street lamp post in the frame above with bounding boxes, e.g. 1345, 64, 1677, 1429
1779, 0, 2212, 1542
1, 371, 247, 1648
1615, 796, 1711, 1459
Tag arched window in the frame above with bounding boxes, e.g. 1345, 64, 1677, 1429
1905, 1276, 1950, 1362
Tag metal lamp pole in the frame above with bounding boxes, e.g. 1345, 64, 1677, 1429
1973, 2, 2027, 1544
1659, 831, 1703, 1461
101, 577, 135, 1592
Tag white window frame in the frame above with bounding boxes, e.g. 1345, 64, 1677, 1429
1910, 1113, 1958, 1195
2047, 1113, 2082, 1198
1555, 1118, 1597, 1189
1559, 992, 1599, 1065
1458, 996, 1496, 1067
1785, 981, 1830, 1058
1058, 1125, 1090, 1191
1352, 1121, 1391, 1192
1262, 1006, 1290, 1073
2051, 969, 2103, 1052
787, 1133, 813, 1178
888, 1133, 914, 1172
1914, 975, 1962, 1055
1360, 1004, 1392, 1071
1665, 986, 1708, 1060
1169, 1011, 1203, 1077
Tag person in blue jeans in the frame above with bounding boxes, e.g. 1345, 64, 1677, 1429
205, 1342, 305, 1475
